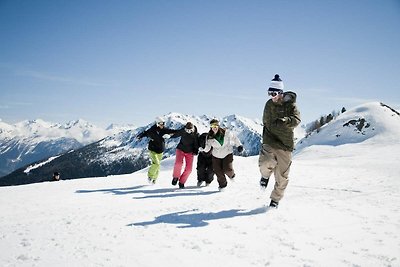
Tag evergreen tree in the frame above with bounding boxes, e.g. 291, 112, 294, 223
326, 113, 333, 123
315, 120, 322, 133
319, 116, 325, 127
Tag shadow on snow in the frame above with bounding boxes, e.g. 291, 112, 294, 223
128, 207, 268, 228
75, 184, 267, 228
76, 185, 149, 195
75, 185, 220, 198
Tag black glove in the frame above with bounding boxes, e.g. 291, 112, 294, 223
137, 132, 145, 139
237, 145, 243, 153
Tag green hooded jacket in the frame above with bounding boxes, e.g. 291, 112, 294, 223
262, 91, 301, 151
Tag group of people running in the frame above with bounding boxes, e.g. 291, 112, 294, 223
137, 117, 242, 192
137, 74, 300, 208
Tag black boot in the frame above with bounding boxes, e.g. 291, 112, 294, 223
260, 177, 269, 189
178, 182, 185, 189
269, 200, 279, 208
172, 178, 178, 186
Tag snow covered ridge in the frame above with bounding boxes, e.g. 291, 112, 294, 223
0, 118, 136, 177
23, 155, 60, 174
295, 102, 400, 152
0, 118, 130, 143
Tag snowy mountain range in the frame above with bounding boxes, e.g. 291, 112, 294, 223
1, 102, 397, 187
0, 119, 135, 177
0, 113, 269, 186
0, 102, 399, 266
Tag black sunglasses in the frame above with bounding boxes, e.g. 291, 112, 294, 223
268, 92, 281, 97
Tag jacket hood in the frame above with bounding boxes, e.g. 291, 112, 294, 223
283, 91, 297, 103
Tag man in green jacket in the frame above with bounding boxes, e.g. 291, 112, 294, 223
259, 74, 301, 208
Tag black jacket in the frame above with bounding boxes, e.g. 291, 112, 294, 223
171, 126, 199, 154
198, 132, 212, 158
138, 124, 177, 153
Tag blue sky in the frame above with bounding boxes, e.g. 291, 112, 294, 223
1, 0, 399, 127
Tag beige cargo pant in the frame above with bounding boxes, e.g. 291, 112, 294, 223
258, 144, 292, 202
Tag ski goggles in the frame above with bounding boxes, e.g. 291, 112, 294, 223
185, 128, 194, 134
268, 91, 281, 97
210, 123, 219, 128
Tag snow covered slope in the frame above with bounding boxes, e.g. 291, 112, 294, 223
295, 102, 400, 152
0, 129, 399, 266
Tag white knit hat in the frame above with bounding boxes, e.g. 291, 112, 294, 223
268, 74, 284, 93
155, 116, 164, 124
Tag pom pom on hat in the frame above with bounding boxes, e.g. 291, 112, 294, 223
268, 74, 284, 93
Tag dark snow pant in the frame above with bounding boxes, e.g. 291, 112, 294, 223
258, 144, 292, 202
197, 152, 214, 184
212, 153, 235, 188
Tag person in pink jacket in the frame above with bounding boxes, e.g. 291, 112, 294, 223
201, 119, 243, 191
